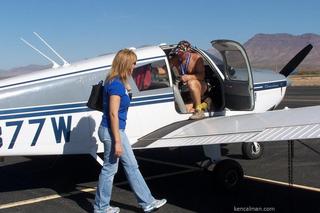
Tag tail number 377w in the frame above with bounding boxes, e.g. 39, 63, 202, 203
0, 116, 72, 149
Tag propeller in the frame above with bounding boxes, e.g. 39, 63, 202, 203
279, 44, 313, 77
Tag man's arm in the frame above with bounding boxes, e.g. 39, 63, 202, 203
194, 56, 205, 80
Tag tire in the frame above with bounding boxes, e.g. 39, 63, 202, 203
242, 142, 264, 160
213, 159, 244, 191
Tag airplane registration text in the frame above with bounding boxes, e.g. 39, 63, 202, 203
0, 116, 72, 149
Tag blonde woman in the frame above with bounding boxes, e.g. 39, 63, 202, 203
94, 49, 166, 213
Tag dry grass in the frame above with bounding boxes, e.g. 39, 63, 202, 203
289, 76, 320, 86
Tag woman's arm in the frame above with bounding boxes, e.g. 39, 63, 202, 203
109, 95, 123, 157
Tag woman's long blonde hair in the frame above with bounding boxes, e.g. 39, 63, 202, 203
106, 49, 137, 84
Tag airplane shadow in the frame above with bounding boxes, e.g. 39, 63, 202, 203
0, 116, 100, 212
1, 143, 320, 212
63, 116, 99, 156
104, 147, 320, 213
62, 116, 98, 212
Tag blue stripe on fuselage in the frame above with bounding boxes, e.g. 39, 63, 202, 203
0, 103, 86, 115
254, 80, 287, 91
0, 80, 286, 120
0, 94, 174, 120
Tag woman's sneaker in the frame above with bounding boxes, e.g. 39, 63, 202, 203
106, 206, 120, 213
143, 199, 167, 212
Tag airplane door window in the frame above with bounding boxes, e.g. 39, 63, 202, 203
224, 50, 249, 81
132, 60, 170, 91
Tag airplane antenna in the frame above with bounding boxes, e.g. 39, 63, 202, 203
33, 32, 70, 67
20, 37, 60, 69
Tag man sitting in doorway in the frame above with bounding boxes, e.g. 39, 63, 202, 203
169, 40, 211, 120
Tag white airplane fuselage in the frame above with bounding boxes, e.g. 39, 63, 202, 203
0, 41, 288, 157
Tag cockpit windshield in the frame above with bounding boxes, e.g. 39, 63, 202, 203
202, 49, 224, 66
201, 49, 224, 73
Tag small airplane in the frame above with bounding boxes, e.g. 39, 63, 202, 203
0, 33, 318, 189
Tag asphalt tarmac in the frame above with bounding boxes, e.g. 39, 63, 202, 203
1, 86, 320, 213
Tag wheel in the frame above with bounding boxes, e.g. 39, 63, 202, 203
241, 142, 264, 160
213, 159, 244, 191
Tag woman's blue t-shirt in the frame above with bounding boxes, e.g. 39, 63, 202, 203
101, 77, 131, 129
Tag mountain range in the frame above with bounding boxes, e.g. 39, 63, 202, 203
1, 33, 319, 79
244, 33, 320, 72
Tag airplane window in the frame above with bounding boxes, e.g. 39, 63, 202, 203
202, 50, 225, 73
224, 50, 249, 81
132, 60, 170, 91
203, 49, 224, 66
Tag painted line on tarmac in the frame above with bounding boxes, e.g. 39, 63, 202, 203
245, 175, 320, 192
138, 157, 320, 193
2, 156, 319, 210
0, 168, 199, 210
115, 168, 200, 186
136, 156, 201, 170
0, 187, 96, 210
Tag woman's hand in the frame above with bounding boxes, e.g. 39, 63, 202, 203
114, 142, 123, 157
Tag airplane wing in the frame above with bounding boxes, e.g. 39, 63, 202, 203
132, 106, 320, 149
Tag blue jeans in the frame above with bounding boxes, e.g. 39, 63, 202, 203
94, 126, 155, 213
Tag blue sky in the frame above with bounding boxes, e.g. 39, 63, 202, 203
0, 0, 319, 70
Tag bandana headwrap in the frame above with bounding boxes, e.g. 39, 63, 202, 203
169, 40, 192, 57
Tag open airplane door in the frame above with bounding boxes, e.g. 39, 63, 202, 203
211, 40, 254, 111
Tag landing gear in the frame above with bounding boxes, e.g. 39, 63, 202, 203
242, 142, 264, 160
213, 159, 244, 190
202, 145, 244, 191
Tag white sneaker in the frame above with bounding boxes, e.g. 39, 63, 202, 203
106, 206, 120, 213
143, 199, 167, 212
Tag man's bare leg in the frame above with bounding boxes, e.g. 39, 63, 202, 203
187, 79, 202, 108
187, 79, 205, 119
